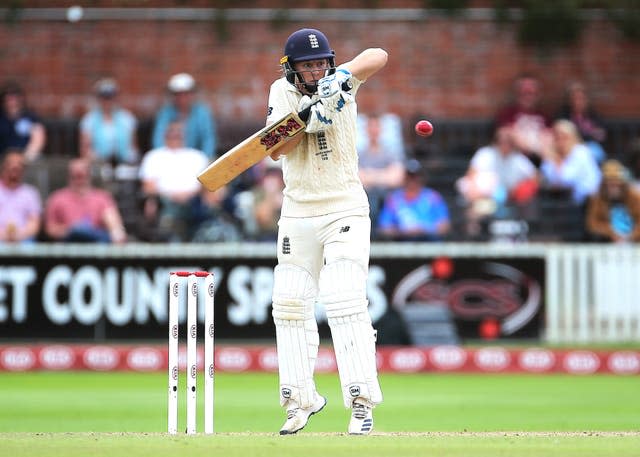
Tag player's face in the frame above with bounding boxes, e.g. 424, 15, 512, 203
293, 58, 331, 87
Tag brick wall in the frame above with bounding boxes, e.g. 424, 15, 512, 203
1, 9, 639, 122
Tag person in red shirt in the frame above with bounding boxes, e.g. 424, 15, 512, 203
495, 74, 552, 167
44, 158, 126, 243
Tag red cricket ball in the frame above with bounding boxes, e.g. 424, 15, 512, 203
415, 119, 434, 137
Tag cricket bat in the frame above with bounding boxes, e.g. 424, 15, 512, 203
197, 108, 310, 192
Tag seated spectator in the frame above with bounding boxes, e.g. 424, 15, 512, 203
356, 112, 406, 230
138, 121, 208, 242
456, 126, 538, 236
233, 166, 284, 241
626, 137, 640, 192
79, 77, 139, 165
586, 160, 640, 243
191, 186, 242, 243
540, 119, 601, 204
0, 81, 46, 162
0, 150, 42, 243
376, 159, 450, 241
152, 73, 217, 159
556, 81, 607, 163
44, 158, 127, 243
495, 74, 551, 167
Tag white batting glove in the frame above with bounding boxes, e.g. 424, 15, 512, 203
297, 94, 316, 112
317, 68, 352, 98
298, 96, 333, 134
321, 91, 355, 114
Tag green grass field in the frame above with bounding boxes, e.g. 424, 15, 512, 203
1, 372, 638, 456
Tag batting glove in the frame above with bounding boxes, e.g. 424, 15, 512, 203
317, 68, 352, 99
297, 94, 317, 112
298, 95, 333, 134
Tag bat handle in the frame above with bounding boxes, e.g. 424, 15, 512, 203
298, 103, 315, 123
298, 81, 353, 123
341, 80, 353, 92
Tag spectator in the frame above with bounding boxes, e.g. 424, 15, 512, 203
377, 159, 450, 241
586, 160, 640, 243
495, 74, 551, 167
356, 112, 406, 231
456, 126, 538, 236
191, 186, 242, 243
540, 119, 601, 204
44, 158, 127, 243
556, 81, 607, 164
152, 73, 217, 159
138, 121, 208, 242
79, 77, 139, 165
233, 166, 285, 241
0, 81, 46, 162
0, 150, 42, 243
625, 137, 640, 192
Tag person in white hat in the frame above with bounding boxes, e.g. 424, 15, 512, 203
151, 73, 217, 159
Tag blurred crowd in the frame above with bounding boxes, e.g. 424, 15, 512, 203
1, 73, 640, 245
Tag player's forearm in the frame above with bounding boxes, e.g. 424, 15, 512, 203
270, 134, 303, 160
343, 48, 388, 82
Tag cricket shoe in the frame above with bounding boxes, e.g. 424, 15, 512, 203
348, 398, 374, 435
279, 395, 327, 435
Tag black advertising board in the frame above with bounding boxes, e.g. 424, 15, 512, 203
0, 245, 544, 343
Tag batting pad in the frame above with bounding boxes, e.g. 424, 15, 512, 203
320, 260, 383, 408
272, 264, 319, 409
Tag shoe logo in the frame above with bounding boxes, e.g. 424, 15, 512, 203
281, 387, 291, 398
349, 385, 360, 397
282, 236, 291, 255
339, 226, 350, 233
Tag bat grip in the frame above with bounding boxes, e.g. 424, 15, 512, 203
298, 102, 316, 123
297, 81, 352, 123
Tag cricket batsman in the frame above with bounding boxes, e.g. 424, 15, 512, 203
267, 28, 388, 435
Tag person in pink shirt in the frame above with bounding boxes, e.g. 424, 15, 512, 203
44, 158, 127, 243
0, 150, 42, 242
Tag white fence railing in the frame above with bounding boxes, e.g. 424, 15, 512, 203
546, 245, 640, 343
